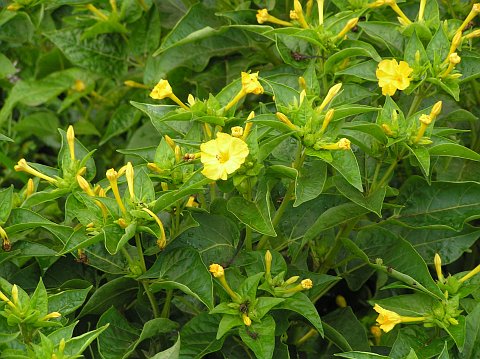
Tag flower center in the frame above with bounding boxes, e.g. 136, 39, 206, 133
216, 152, 229, 163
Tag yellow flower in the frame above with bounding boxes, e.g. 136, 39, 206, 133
241, 72, 264, 95
434, 253, 444, 283
301, 279, 313, 289
256, 9, 293, 27
209, 263, 225, 278
376, 59, 413, 96
242, 313, 252, 326
200, 133, 249, 181
231, 126, 244, 138
373, 304, 427, 332
14, 159, 58, 185
335, 18, 359, 40
373, 304, 403, 332
150, 79, 173, 100
67, 125, 75, 161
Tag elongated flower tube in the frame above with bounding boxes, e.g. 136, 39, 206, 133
293, 0, 309, 28
209, 263, 240, 301
86, 4, 108, 20
142, 207, 167, 250
41, 312, 61, 321
279, 278, 314, 295
440, 53, 461, 78
368, 0, 412, 25
319, 109, 335, 134
414, 114, 432, 143
457, 3, 480, 33
150, 79, 189, 110
319, 138, 351, 150
465, 29, 480, 40
459, 264, 480, 283
0, 226, 11, 252
0, 289, 15, 309
242, 111, 255, 140
317, 0, 324, 25
225, 72, 264, 111
276, 112, 299, 131
77, 175, 108, 218
125, 162, 135, 201
256, 9, 293, 27
335, 18, 359, 40
318, 83, 342, 111
14, 159, 58, 185
434, 253, 445, 283
265, 250, 272, 279
418, 0, 426, 21
124, 80, 149, 89
67, 125, 75, 162
106, 169, 127, 215
446, 32, 463, 60
374, 304, 427, 332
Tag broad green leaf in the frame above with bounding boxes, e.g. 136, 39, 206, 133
238, 315, 275, 359
330, 150, 363, 192
151, 334, 181, 359
0, 53, 16, 79
142, 247, 214, 309
393, 176, 480, 230
78, 277, 138, 317
217, 315, 243, 339
334, 176, 385, 216
459, 303, 480, 358
30, 278, 48, 317
356, 226, 444, 298
0, 186, 13, 223
336, 60, 378, 81
48, 287, 91, 316
64, 324, 109, 356
100, 105, 142, 145
429, 142, 480, 162
227, 197, 276, 236
373, 293, 438, 317
45, 29, 127, 77
294, 158, 327, 207
179, 313, 224, 359
325, 47, 380, 74
389, 326, 448, 359
324, 308, 370, 351
358, 22, 404, 57
322, 321, 353, 352
458, 50, 480, 82
335, 353, 391, 359
426, 25, 449, 66
273, 292, 323, 335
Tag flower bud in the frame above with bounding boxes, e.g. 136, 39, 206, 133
301, 278, 313, 289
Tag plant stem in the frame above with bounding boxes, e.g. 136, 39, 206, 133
406, 91, 424, 118
161, 289, 173, 318
143, 281, 160, 318
295, 328, 318, 346
135, 234, 146, 272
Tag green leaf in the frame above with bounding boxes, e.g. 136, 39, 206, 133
322, 321, 353, 352
227, 196, 276, 236
179, 313, 224, 359
393, 176, 480, 230
330, 150, 363, 192
358, 22, 404, 57
100, 105, 142, 145
0, 53, 16, 79
142, 247, 214, 309
324, 308, 370, 351
274, 292, 323, 335
104, 223, 134, 255
336, 60, 378, 81
459, 303, 480, 358
324, 45, 380, 74
294, 158, 327, 207
30, 278, 48, 317
48, 286, 91, 316
426, 25, 449, 66
78, 277, 138, 317
151, 334, 181, 359
238, 315, 275, 359
64, 324, 109, 356
0, 186, 13, 223
261, 77, 299, 108
45, 29, 127, 77
429, 142, 480, 162
217, 315, 243, 339
407, 145, 430, 177
373, 293, 438, 317
335, 352, 391, 359
334, 176, 385, 216
356, 226, 444, 298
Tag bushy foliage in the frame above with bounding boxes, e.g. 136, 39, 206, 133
0, 0, 480, 358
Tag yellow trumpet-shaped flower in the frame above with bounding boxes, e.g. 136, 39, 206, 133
106, 169, 127, 215
293, 0, 309, 29
373, 304, 427, 332
225, 72, 264, 111
318, 83, 342, 111
335, 18, 359, 40
14, 159, 58, 185
281, 278, 314, 294
376, 59, 413, 96
457, 3, 480, 33
414, 114, 432, 143
200, 133, 249, 181
256, 9, 293, 27
242, 112, 255, 141
142, 207, 167, 250
209, 263, 240, 301
368, 0, 412, 25
150, 79, 189, 110
319, 138, 351, 150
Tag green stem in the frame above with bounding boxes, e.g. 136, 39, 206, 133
120, 247, 136, 268
161, 289, 173, 318
143, 281, 160, 318
257, 146, 305, 250
406, 91, 424, 118
135, 234, 146, 272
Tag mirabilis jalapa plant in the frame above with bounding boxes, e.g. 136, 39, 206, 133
0, 0, 480, 357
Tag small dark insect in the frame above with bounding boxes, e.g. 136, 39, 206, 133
239, 301, 250, 314
291, 51, 322, 61
246, 327, 259, 340
387, 266, 393, 273
464, 21, 475, 31
276, 196, 284, 204
76, 253, 89, 264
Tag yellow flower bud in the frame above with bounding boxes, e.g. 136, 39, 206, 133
242, 112, 255, 140
276, 112, 299, 131
25, 178, 35, 199
77, 175, 95, 196
457, 3, 480, 33
319, 108, 335, 133
318, 83, 342, 111
419, 114, 432, 125
116, 218, 128, 229
86, 4, 109, 21
142, 207, 167, 250
147, 163, 163, 173
209, 263, 225, 278
459, 264, 480, 283
284, 276, 300, 285
164, 135, 176, 151
106, 168, 127, 215
449, 53, 461, 64
299, 89, 306, 105
335, 294, 347, 308
72, 79, 86, 92
0, 290, 15, 308
7, 3, 22, 11
370, 325, 382, 345
187, 94, 196, 106
448, 32, 463, 58
231, 126, 244, 138
381, 124, 395, 137
301, 278, 313, 289
289, 10, 299, 20
42, 312, 61, 321
124, 80, 149, 89
242, 313, 252, 326
125, 162, 135, 201
293, 0, 309, 29
256, 9, 293, 27
186, 196, 199, 208
335, 18, 359, 40
298, 76, 307, 91
465, 29, 480, 40
11, 285, 18, 305
265, 250, 272, 277
448, 317, 459, 325
418, 0, 426, 21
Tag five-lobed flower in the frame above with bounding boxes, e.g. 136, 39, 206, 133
376, 59, 413, 96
